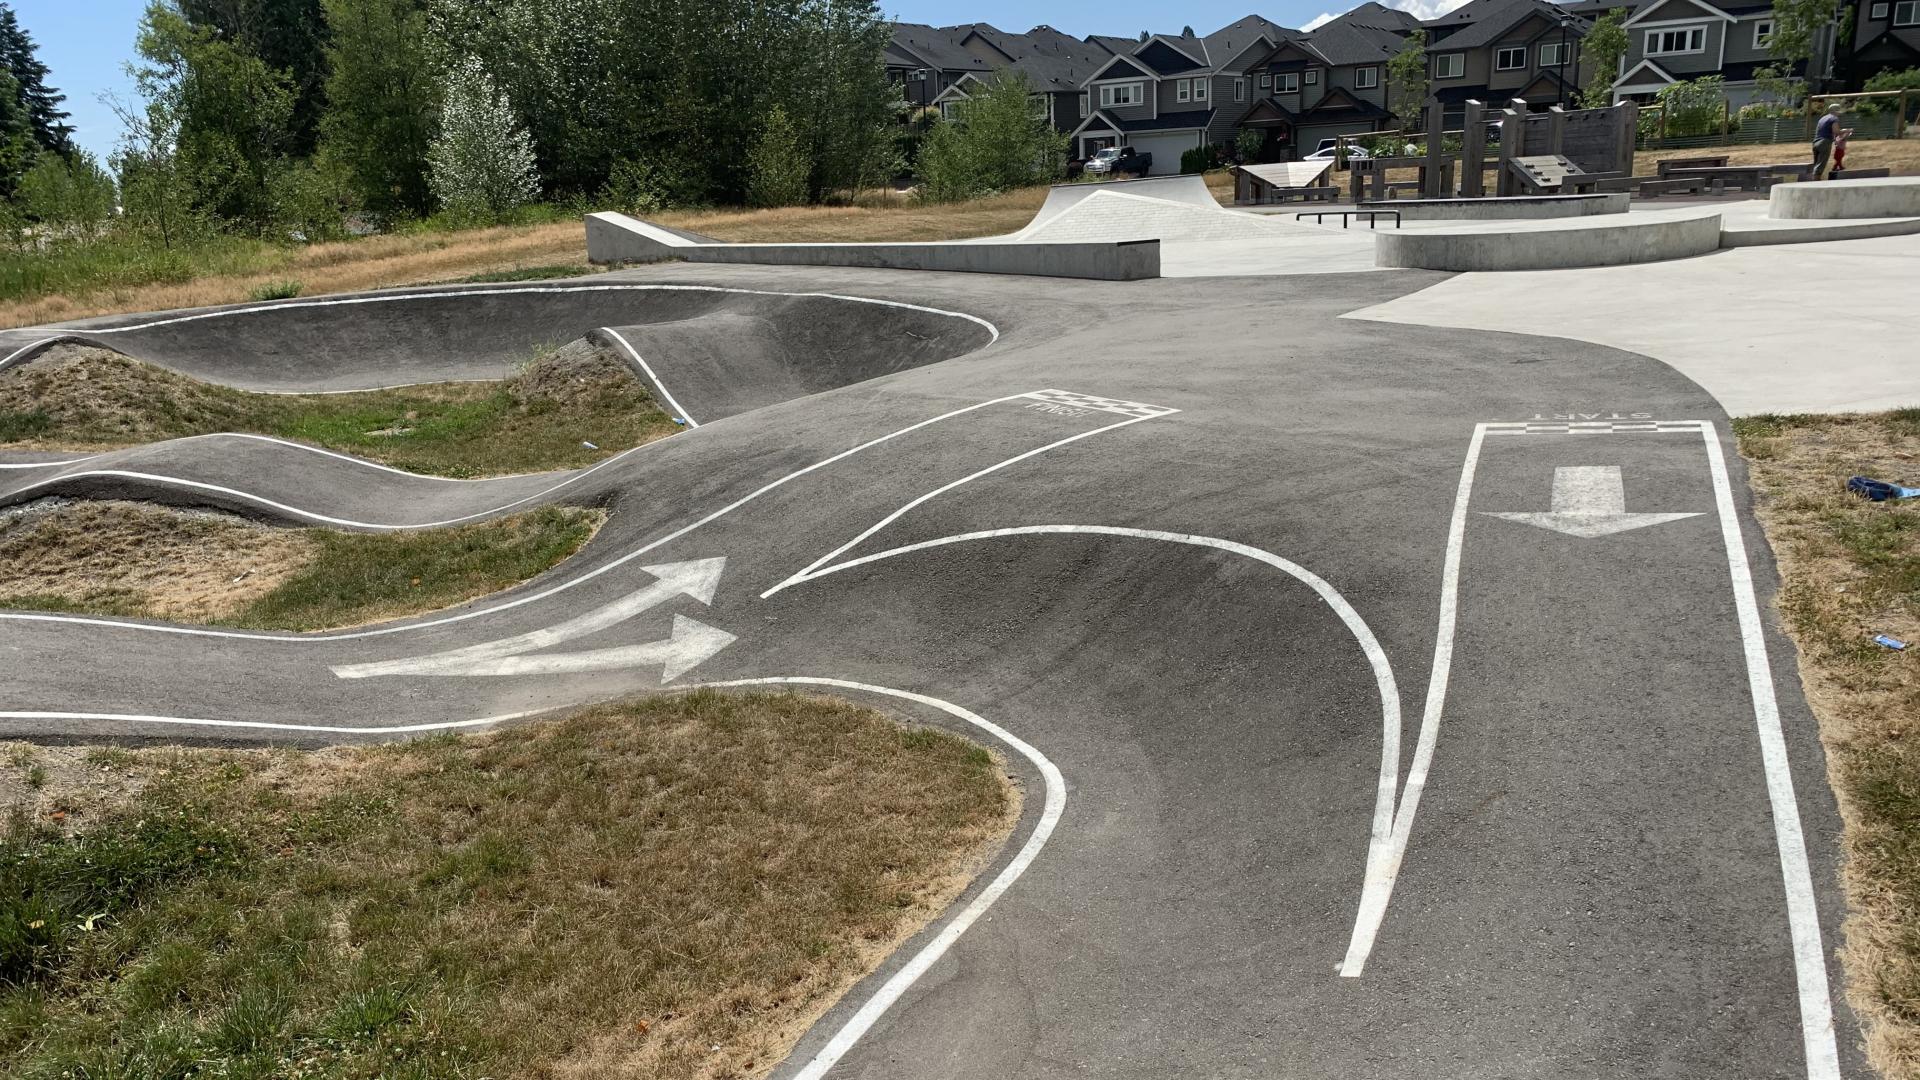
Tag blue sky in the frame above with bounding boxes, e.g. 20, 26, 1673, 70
15, 0, 1432, 165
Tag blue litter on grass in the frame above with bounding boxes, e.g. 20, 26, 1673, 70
1848, 476, 1920, 501
672, 418, 687, 426
1874, 634, 1908, 650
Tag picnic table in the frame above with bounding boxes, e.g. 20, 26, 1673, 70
1655, 155, 1730, 178
1655, 163, 1812, 192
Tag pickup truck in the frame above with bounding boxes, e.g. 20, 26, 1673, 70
1084, 147, 1152, 176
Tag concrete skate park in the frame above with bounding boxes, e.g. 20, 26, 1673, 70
6, 173, 1920, 1080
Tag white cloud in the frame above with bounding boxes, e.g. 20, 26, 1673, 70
1298, 0, 1471, 30
1302, 11, 1340, 29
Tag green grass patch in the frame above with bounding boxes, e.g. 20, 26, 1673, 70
0, 692, 1012, 1078
455, 264, 601, 284
247, 279, 302, 301
1, 343, 675, 478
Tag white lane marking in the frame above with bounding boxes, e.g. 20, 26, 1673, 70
763, 523, 1404, 945
29, 284, 1001, 347
762, 410, 1179, 598
700, 677, 1064, 1080
0, 709, 543, 735
0, 336, 58, 372
1483, 464, 1702, 538
1701, 423, 1842, 1080
602, 327, 698, 427
0, 394, 1027, 641
1340, 422, 1484, 977
338, 614, 736, 681
333, 557, 725, 679
0, 458, 89, 469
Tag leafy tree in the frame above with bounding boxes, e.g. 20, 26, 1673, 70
915, 70, 1065, 203
15, 149, 115, 237
318, 0, 435, 217
0, 5, 71, 155
747, 106, 808, 208
428, 57, 540, 219
1387, 29, 1429, 128
793, 0, 902, 200
132, 1, 297, 228
1579, 9, 1629, 108
1235, 126, 1264, 162
1763, 0, 1849, 90
179, 0, 330, 155
1654, 74, 1726, 136
270, 151, 353, 240
108, 84, 202, 247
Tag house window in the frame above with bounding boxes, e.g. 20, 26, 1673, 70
1100, 82, 1143, 107
1080, 91, 1090, 114
1645, 27, 1706, 55
1538, 41, 1570, 66
1871, 1, 1890, 17
1177, 78, 1191, 102
1496, 46, 1526, 70
1434, 53, 1464, 79
1306, 68, 1320, 84
1259, 73, 1272, 88
910, 68, 927, 82
1234, 76, 1247, 101
1193, 78, 1207, 101
1753, 18, 1774, 45
1896, 0, 1919, 23
1356, 65, 1379, 88
1275, 72, 1300, 93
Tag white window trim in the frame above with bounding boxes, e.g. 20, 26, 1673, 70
1753, 19, 1773, 45
1306, 68, 1320, 84
1099, 81, 1145, 107
1870, 1, 1889, 17
1539, 42, 1570, 66
1275, 71, 1300, 93
1193, 78, 1207, 101
1259, 73, 1272, 88
1356, 65, 1379, 88
1495, 46, 1526, 70
1896, 0, 1920, 25
1434, 53, 1465, 79
1177, 78, 1191, 102
1234, 76, 1247, 101
1644, 26, 1707, 56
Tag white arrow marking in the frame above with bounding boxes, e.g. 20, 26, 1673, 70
1483, 465, 1700, 538
385, 614, 737, 681
331, 557, 726, 679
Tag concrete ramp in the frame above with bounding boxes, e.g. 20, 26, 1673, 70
1021, 175, 1223, 232
1018, 189, 1301, 244
1236, 161, 1332, 189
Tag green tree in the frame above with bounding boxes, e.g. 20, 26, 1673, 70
132, 1, 297, 229
1763, 0, 1844, 91
317, 0, 435, 217
793, 0, 902, 201
1235, 126, 1264, 162
915, 70, 1065, 203
179, 0, 330, 155
109, 82, 202, 248
428, 57, 540, 219
0, 5, 71, 155
0, 69, 36, 201
1579, 10, 1629, 108
747, 106, 809, 208
14, 149, 115, 238
1655, 74, 1727, 136
1387, 29, 1429, 128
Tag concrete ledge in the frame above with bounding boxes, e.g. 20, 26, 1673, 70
1720, 214, 1920, 247
1374, 209, 1723, 271
585, 211, 1160, 280
1770, 176, 1920, 220
1361, 193, 1629, 221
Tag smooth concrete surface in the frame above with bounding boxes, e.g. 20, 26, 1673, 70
1771, 175, 1920, 219
1374, 206, 1724, 270
1015, 189, 1303, 244
586, 211, 1161, 281
1349, 229, 1920, 414
1362, 192, 1630, 220
1020, 174, 1222, 232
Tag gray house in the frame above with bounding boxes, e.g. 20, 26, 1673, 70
1070, 31, 1222, 172
1610, 0, 1791, 107
1847, 0, 1920, 84
1230, 5, 1407, 159
929, 25, 1116, 132
1424, 0, 1592, 126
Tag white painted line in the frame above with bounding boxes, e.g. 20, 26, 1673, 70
341, 614, 736, 681
0, 393, 1028, 641
1340, 421, 1484, 977
0, 458, 88, 469
0, 708, 544, 735
602, 327, 698, 427
29, 283, 1000, 347
760, 523, 1405, 952
1700, 423, 1842, 1080
0, 336, 58, 372
762, 409, 1179, 598
699, 677, 1064, 1080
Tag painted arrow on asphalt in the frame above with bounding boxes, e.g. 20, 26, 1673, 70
1482, 466, 1701, 538
331, 557, 732, 680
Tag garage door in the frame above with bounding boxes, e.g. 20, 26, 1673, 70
1128, 131, 1201, 176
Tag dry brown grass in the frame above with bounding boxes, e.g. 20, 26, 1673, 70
652, 186, 1049, 243
0, 691, 1018, 1079
1636, 136, 1920, 177
1737, 410, 1920, 1079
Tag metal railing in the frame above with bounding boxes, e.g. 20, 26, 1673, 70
1296, 209, 1402, 229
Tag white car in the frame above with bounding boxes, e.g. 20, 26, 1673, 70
1303, 140, 1372, 161
1083, 147, 1123, 174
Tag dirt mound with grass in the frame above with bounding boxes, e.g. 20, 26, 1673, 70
0, 341, 676, 476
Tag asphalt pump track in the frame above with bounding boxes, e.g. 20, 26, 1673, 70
0, 264, 1868, 1080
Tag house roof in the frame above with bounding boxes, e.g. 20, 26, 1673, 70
1204, 14, 1305, 67
1300, 85, 1393, 120
1613, 56, 1679, 86
1332, 1, 1424, 33
1072, 107, 1217, 137
1429, 0, 1587, 51
1302, 20, 1405, 65
1135, 36, 1211, 73
889, 23, 993, 73
997, 25, 1121, 89
1086, 34, 1141, 55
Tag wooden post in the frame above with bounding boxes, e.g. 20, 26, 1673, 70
1461, 99, 1486, 198
1616, 101, 1638, 176
1424, 97, 1446, 198
1351, 158, 1365, 204
1656, 104, 1667, 146
1547, 105, 1567, 155
1497, 107, 1522, 196
1900, 89, 1911, 140
1720, 97, 1731, 143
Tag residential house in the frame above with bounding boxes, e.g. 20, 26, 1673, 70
886, 23, 995, 109
1230, 4, 1408, 160
1606, 0, 1793, 107
1070, 30, 1223, 171
1846, 0, 1920, 84
1424, 0, 1592, 126
929, 24, 1116, 132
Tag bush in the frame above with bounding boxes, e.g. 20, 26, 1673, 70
915, 71, 1067, 203
248, 280, 301, 301
13, 151, 115, 242
269, 156, 355, 243
1234, 127, 1264, 163
1179, 145, 1224, 174
747, 106, 810, 208
428, 57, 540, 221
1853, 68, 1920, 115
1654, 75, 1728, 137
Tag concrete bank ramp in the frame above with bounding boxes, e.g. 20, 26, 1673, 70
7, 284, 995, 406
1019, 174, 1223, 232
1018, 189, 1304, 244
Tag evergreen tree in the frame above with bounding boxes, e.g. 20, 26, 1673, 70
318, 0, 436, 217
428, 57, 540, 218
0, 5, 72, 155
0, 68, 37, 199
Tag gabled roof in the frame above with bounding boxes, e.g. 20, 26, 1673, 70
1084, 53, 1157, 85
1086, 34, 1141, 55
1303, 20, 1405, 65
1430, 0, 1587, 49
1331, 1, 1424, 33
889, 23, 993, 73
1613, 56, 1679, 85
1135, 35, 1210, 73
1070, 107, 1215, 136
1205, 14, 1306, 68
1300, 85, 1393, 119
1855, 28, 1920, 63
1516, 67, 1578, 97
1236, 98, 1301, 126
1623, 0, 1736, 24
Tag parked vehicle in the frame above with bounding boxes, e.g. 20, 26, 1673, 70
1303, 140, 1372, 161
1084, 147, 1152, 176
